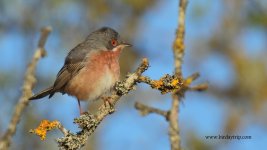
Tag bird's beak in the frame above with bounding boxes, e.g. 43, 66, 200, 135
120, 42, 132, 47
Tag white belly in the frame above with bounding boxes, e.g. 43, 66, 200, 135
88, 68, 115, 100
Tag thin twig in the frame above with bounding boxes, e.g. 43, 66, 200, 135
189, 83, 208, 92
135, 102, 169, 119
0, 26, 52, 150
57, 122, 69, 136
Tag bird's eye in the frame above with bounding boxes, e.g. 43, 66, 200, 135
111, 39, 118, 46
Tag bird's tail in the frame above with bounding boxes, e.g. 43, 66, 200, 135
29, 87, 54, 100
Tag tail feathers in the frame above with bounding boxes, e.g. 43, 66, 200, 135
29, 87, 55, 100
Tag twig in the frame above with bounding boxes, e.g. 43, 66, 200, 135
135, 102, 169, 119
0, 26, 52, 150
57, 122, 69, 137
189, 83, 208, 92
138, 75, 183, 94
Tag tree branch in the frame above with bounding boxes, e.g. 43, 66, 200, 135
173, 0, 188, 76
169, 0, 188, 149
0, 27, 52, 150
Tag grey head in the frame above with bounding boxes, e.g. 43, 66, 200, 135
85, 27, 131, 51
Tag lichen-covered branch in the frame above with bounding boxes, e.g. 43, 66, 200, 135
169, 0, 188, 150
134, 72, 206, 121
135, 72, 205, 119
138, 74, 183, 94
173, 0, 187, 76
0, 27, 52, 150
29, 120, 63, 140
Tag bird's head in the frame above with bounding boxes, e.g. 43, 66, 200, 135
86, 27, 131, 52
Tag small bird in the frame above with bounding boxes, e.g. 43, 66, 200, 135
29, 27, 131, 114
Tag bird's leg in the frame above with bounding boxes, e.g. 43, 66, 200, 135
77, 99, 84, 115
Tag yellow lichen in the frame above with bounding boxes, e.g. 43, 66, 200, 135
171, 79, 179, 87
174, 39, 185, 50
138, 76, 146, 82
152, 80, 164, 89
30, 120, 59, 140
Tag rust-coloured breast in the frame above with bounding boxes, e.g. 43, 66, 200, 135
64, 50, 121, 101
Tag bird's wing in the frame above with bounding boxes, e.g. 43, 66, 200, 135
52, 62, 85, 91
51, 43, 90, 93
